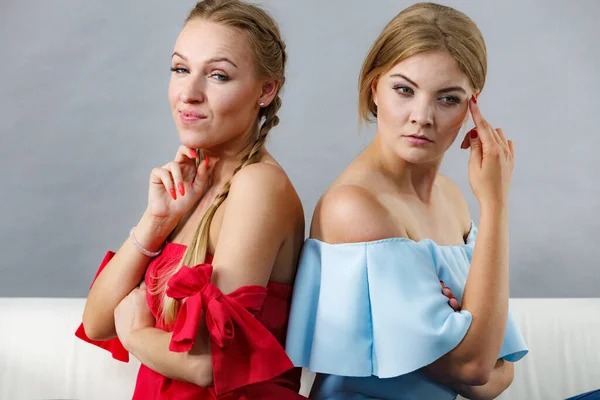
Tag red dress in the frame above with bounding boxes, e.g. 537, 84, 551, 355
75, 243, 304, 399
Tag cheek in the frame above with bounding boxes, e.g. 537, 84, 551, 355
378, 90, 408, 124
440, 106, 468, 132
168, 79, 180, 110
436, 106, 469, 145
210, 83, 256, 120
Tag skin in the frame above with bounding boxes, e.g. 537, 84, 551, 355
82, 19, 305, 387
311, 51, 515, 399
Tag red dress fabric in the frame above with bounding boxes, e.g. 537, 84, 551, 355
75, 243, 303, 399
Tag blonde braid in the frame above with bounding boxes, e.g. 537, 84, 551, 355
192, 94, 282, 263
156, 97, 282, 325
153, 0, 287, 326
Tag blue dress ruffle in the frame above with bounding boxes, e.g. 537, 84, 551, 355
286, 222, 528, 399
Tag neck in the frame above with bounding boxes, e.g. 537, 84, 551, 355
201, 121, 261, 187
364, 132, 443, 204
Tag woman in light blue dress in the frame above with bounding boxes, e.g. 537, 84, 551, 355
286, 3, 528, 399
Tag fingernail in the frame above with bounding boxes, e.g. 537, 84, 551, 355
470, 130, 478, 139
205, 156, 209, 169
189, 149, 197, 158
440, 280, 445, 286
177, 183, 185, 196
169, 188, 177, 200
471, 95, 478, 104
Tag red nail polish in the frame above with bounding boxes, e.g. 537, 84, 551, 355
470, 130, 478, 139
189, 149, 197, 158
471, 95, 478, 104
169, 188, 177, 200
177, 183, 185, 196
205, 156, 209, 169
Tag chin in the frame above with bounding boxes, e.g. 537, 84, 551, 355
177, 127, 211, 149
398, 147, 442, 165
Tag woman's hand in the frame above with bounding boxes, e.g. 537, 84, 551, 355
441, 280, 461, 311
460, 97, 515, 210
147, 146, 218, 223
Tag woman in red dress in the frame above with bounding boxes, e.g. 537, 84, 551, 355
75, 1, 306, 398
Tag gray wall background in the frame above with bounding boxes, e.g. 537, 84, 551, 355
1, 0, 598, 298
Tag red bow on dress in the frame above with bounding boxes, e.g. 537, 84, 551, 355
166, 264, 295, 395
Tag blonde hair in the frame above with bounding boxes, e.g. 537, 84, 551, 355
153, 0, 287, 326
358, 2, 487, 122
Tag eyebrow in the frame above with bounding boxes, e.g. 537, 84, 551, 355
171, 52, 238, 68
390, 73, 467, 94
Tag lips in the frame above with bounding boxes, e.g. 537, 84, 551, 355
179, 110, 207, 125
179, 110, 207, 119
405, 134, 433, 143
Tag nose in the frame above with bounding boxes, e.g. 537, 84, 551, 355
179, 76, 205, 104
409, 96, 434, 127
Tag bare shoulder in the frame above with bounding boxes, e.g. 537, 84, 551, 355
229, 162, 302, 207
436, 174, 472, 234
311, 184, 401, 244
228, 162, 303, 219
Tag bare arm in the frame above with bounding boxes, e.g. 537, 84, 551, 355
451, 359, 514, 399
83, 145, 214, 340
82, 211, 175, 340
121, 164, 303, 385
123, 313, 213, 386
425, 99, 515, 386
425, 178, 514, 395
424, 206, 509, 385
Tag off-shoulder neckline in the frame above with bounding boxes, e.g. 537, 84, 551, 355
306, 220, 476, 248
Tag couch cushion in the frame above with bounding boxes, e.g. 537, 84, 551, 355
1, 298, 599, 400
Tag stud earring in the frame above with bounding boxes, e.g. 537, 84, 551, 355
259, 102, 265, 107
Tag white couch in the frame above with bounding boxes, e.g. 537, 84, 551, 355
1, 298, 599, 400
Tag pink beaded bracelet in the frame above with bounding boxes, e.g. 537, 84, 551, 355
129, 227, 162, 257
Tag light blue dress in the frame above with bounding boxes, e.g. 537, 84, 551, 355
286, 222, 528, 400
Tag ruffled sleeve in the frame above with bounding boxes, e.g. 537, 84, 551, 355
74, 251, 129, 363
165, 264, 295, 396
285, 223, 528, 378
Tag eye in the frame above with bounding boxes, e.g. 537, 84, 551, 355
209, 73, 230, 82
393, 85, 414, 96
170, 67, 189, 74
440, 96, 461, 105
